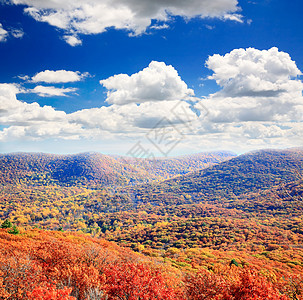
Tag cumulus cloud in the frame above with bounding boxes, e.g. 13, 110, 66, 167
69, 100, 200, 133
201, 94, 303, 124
0, 83, 65, 125
32, 70, 88, 83
0, 83, 82, 140
1, 49, 302, 154
149, 24, 169, 30
0, 84, 22, 109
9, 0, 242, 44
206, 47, 303, 98
0, 81, 201, 142
31, 86, 78, 97
192, 47, 303, 151
223, 13, 243, 23
199, 48, 303, 129
18, 75, 30, 81
186, 120, 303, 154
0, 122, 83, 141
100, 61, 194, 105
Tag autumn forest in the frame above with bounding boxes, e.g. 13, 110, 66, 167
1, 148, 303, 299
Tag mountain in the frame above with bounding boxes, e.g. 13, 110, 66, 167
1, 147, 303, 300
132, 148, 303, 206
226, 178, 303, 219
0, 151, 236, 187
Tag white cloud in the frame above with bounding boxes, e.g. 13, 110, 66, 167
0, 84, 82, 141
10, 28, 24, 39
198, 48, 303, 128
0, 83, 66, 125
205, 25, 215, 30
100, 61, 194, 105
0, 23, 24, 42
201, 94, 303, 124
1, 49, 302, 154
32, 70, 88, 83
184, 47, 303, 152
0, 84, 22, 109
69, 100, 199, 133
0, 122, 83, 141
149, 24, 169, 30
0, 82, 200, 142
0, 24, 8, 42
31, 86, 78, 97
63, 35, 82, 46
9, 0, 242, 44
18, 75, 30, 81
185, 121, 303, 154
223, 13, 243, 23
206, 47, 303, 98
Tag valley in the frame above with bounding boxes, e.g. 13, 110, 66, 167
0, 148, 302, 299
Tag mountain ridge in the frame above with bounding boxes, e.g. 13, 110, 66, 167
0, 150, 236, 187
131, 148, 303, 206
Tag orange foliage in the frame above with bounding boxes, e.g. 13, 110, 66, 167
185, 267, 289, 300
105, 261, 178, 299
27, 284, 75, 300
1, 228, 298, 300
0, 229, 181, 299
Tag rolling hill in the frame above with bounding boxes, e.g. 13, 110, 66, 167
1, 148, 303, 300
132, 148, 303, 206
0, 151, 236, 187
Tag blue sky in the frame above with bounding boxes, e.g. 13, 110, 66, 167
0, 0, 302, 156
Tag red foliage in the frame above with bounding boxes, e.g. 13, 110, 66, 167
27, 284, 75, 300
185, 267, 225, 299
1, 228, 302, 300
185, 267, 288, 300
105, 261, 178, 300
221, 269, 288, 300
0, 229, 181, 299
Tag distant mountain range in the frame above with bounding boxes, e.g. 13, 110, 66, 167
1, 148, 302, 210
1, 147, 303, 267
132, 148, 303, 206
0, 151, 236, 187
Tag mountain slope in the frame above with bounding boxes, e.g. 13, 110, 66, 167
133, 148, 303, 205
0, 151, 236, 187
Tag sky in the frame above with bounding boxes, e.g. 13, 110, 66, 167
0, 0, 302, 157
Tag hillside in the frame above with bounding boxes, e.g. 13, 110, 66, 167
132, 148, 303, 206
0, 150, 236, 229
117, 151, 236, 179
0, 151, 236, 187
1, 148, 303, 299
0, 227, 301, 299
1, 148, 302, 231
226, 178, 303, 218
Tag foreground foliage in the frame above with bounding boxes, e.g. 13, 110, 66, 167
0, 229, 301, 299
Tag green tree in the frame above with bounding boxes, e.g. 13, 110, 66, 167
230, 258, 239, 267
1, 219, 12, 228
8, 225, 19, 235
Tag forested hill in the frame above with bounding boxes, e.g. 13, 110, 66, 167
1, 148, 303, 300
0, 151, 235, 187
133, 148, 303, 205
